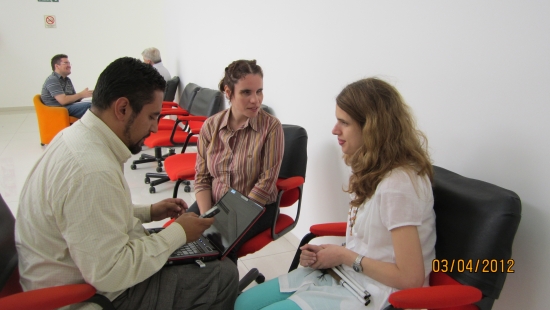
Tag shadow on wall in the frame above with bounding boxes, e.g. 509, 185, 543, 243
495, 201, 538, 310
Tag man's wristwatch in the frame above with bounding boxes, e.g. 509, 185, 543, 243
352, 255, 364, 273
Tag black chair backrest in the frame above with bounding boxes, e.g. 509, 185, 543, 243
261, 104, 275, 115
432, 166, 521, 310
179, 82, 201, 111
189, 88, 224, 117
279, 124, 308, 179
0, 194, 17, 291
163, 76, 180, 102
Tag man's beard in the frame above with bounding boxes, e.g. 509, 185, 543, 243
124, 113, 148, 155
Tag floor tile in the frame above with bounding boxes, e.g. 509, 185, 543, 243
240, 251, 296, 283
240, 235, 296, 260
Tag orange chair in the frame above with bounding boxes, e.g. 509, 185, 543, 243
0, 194, 114, 310
288, 166, 521, 310
32, 94, 79, 146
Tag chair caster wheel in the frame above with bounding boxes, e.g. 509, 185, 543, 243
131, 164, 136, 170
183, 180, 190, 185
169, 148, 176, 155
184, 185, 191, 192
156, 167, 163, 172
149, 187, 156, 194
255, 274, 265, 284
144, 177, 150, 184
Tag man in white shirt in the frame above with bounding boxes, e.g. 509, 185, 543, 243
142, 47, 172, 82
15, 57, 238, 309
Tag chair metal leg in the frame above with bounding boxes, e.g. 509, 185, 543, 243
289, 232, 318, 272
144, 172, 170, 193
172, 179, 183, 198
85, 294, 116, 310
238, 268, 265, 292
131, 147, 175, 170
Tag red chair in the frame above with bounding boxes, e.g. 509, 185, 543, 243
144, 88, 223, 193
288, 166, 521, 310
0, 194, 114, 310
157, 82, 201, 131
130, 83, 202, 172
145, 122, 202, 194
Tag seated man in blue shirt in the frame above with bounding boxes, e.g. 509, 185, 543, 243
41, 54, 93, 118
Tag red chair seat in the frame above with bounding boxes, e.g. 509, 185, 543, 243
389, 284, 481, 310
0, 283, 96, 310
237, 214, 295, 257
164, 153, 197, 181
158, 118, 176, 131
144, 131, 198, 148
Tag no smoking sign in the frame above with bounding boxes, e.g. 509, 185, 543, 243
44, 15, 56, 28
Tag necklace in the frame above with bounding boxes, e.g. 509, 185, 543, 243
348, 205, 359, 234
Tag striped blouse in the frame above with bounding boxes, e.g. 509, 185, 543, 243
195, 108, 284, 206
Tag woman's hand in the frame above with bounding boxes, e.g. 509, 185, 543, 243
150, 198, 188, 221
299, 244, 323, 267
309, 244, 349, 270
300, 244, 350, 269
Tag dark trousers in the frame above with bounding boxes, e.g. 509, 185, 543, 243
112, 259, 238, 310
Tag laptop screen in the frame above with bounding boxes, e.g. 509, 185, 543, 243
202, 188, 264, 255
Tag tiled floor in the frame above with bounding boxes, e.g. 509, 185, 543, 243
0, 109, 299, 291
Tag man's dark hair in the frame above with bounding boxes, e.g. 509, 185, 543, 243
93, 57, 166, 115
51, 54, 68, 71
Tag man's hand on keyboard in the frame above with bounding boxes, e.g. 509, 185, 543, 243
175, 212, 215, 242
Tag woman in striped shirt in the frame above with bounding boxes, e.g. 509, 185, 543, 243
189, 59, 285, 261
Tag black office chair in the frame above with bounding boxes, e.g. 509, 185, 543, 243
163, 76, 180, 102
289, 166, 521, 310
0, 194, 114, 310
237, 124, 308, 291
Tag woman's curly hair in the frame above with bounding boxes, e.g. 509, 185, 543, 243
337, 78, 433, 207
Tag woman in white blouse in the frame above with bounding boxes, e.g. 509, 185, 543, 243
235, 77, 436, 310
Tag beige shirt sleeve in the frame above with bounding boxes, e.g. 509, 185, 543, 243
57, 170, 186, 293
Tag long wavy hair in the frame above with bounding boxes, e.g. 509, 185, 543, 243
337, 78, 433, 207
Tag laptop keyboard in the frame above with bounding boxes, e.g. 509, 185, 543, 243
171, 241, 204, 257
147, 227, 209, 256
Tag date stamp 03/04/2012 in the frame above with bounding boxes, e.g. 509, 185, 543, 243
432, 259, 515, 273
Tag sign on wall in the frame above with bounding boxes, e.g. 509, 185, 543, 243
44, 15, 56, 28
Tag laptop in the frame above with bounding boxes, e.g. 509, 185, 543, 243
148, 188, 265, 266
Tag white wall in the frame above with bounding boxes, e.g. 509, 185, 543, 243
164, 1, 550, 309
2, 0, 548, 308
0, 0, 168, 109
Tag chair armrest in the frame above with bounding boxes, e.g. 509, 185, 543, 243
161, 109, 189, 116
388, 285, 482, 309
162, 101, 178, 108
0, 284, 96, 310
188, 123, 203, 134
276, 177, 305, 191
177, 115, 208, 122
309, 222, 347, 237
